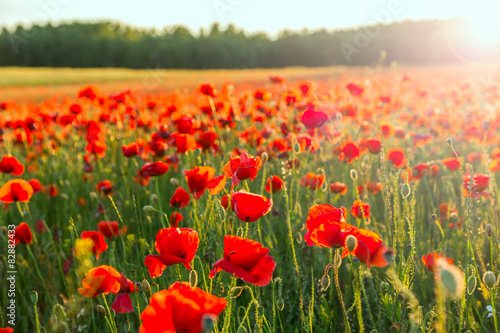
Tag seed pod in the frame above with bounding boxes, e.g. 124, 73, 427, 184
483, 271, 496, 289
30, 291, 38, 304
189, 270, 198, 288
346, 235, 357, 252
96, 305, 106, 317
142, 279, 152, 299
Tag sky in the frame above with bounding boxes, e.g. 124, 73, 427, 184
0, 0, 498, 36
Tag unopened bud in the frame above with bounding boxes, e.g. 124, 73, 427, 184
110, 309, 116, 319
261, 152, 269, 163
142, 279, 152, 299
189, 270, 198, 288
97, 304, 106, 317
431, 214, 437, 222
150, 194, 158, 203
401, 183, 411, 199
277, 297, 285, 311
482, 121, 491, 131
350, 169, 358, 181
437, 258, 464, 299
231, 286, 244, 298
467, 276, 477, 295
143, 205, 156, 213
485, 224, 493, 237
30, 291, 38, 304
346, 235, 357, 252
446, 138, 452, 146
294, 143, 301, 153
194, 148, 202, 156
124, 321, 131, 333
170, 178, 180, 187
202, 314, 217, 332
483, 271, 496, 289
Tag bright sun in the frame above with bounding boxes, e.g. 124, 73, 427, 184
465, 2, 499, 44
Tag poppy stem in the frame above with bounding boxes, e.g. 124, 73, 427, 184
176, 264, 183, 285
26, 245, 50, 297
33, 303, 41, 333
334, 249, 351, 333
155, 177, 167, 228
101, 293, 118, 333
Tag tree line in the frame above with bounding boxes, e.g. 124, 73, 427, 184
0, 19, 496, 68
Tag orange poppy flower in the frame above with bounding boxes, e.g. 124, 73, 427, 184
301, 172, 325, 190
111, 273, 138, 314
350, 200, 370, 219
0, 155, 24, 176
231, 190, 273, 222
341, 228, 393, 268
387, 147, 407, 168
13, 222, 33, 245
223, 153, 262, 186
80, 231, 108, 259
209, 235, 276, 286
330, 182, 348, 195
442, 157, 461, 171
144, 227, 199, 278
421, 252, 453, 273
139, 282, 227, 333
489, 159, 500, 173
298, 109, 328, 130
170, 187, 191, 209
0, 179, 34, 203
184, 166, 226, 199
265, 176, 284, 193
304, 204, 352, 248
366, 181, 383, 194
77, 265, 121, 297
97, 221, 126, 240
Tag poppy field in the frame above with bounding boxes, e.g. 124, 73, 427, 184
0, 65, 499, 333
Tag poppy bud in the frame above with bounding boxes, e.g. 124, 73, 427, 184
170, 178, 180, 187
483, 271, 496, 289
277, 297, 285, 311
482, 121, 491, 131
401, 183, 411, 199
294, 143, 300, 153
143, 205, 156, 213
203, 253, 210, 264
97, 304, 106, 317
124, 321, 131, 333
467, 276, 477, 295
237, 327, 248, 333
110, 309, 116, 319
141, 279, 152, 299
346, 235, 357, 252
202, 313, 217, 332
485, 224, 493, 237
231, 286, 244, 298
437, 259, 464, 299
446, 138, 452, 146
350, 169, 358, 181
90, 191, 98, 200
189, 270, 198, 288
150, 194, 158, 203
380, 282, 389, 290
431, 214, 437, 222
30, 291, 38, 304
261, 152, 269, 163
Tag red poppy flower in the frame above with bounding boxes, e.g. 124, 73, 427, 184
184, 166, 226, 199
45, 184, 59, 197
412, 164, 429, 181
97, 221, 126, 240
365, 138, 382, 154
0, 179, 34, 203
170, 187, 191, 209
0, 155, 24, 176
111, 274, 138, 314
199, 82, 217, 97
28, 179, 43, 193
170, 212, 183, 228
347, 83, 363, 96
121, 142, 139, 157
421, 252, 453, 273
144, 227, 199, 278
221, 194, 230, 210
13, 222, 33, 245
463, 174, 490, 197
139, 282, 227, 333
77, 265, 121, 297
338, 141, 361, 163
0, 328, 13, 333
298, 109, 328, 130
330, 182, 348, 195
78, 85, 100, 101
366, 181, 383, 194
341, 228, 393, 268
223, 153, 263, 186
81, 231, 108, 259
304, 204, 352, 248
139, 161, 169, 177
209, 235, 276, 286
301, 172, 325, 190
387, 147, 407, 168
265, 176, 284, 193
171, 133, 200, 154
350, 200, 370, 219
231, 190, 273, 222
442, 157, 461, 171
96, 180, 114, 196
36, 220, 47, 234
430, 164, 439, 177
